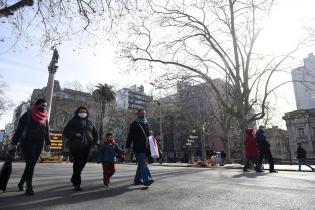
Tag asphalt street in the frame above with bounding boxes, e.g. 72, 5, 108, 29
0, 162, 314, 210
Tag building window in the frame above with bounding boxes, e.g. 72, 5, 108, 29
298, 128, 305, 138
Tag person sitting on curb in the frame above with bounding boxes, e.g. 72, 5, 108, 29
296, 142, 314, 172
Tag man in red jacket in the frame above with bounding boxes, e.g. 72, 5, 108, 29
243, 128, 262, 172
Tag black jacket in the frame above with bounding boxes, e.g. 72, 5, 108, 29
11, 111, 50, 147
62, 116, 98, 149
255, 130, 270, 151
126, 121, 149, 153
296, 146, 307, 159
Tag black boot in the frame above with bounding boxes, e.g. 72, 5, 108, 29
25, 187, 34, 196
74, 185, 82, 191
18, 183, 25, 191
103, 179, 109, 188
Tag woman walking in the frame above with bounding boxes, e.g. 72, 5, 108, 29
8, 99, 50, 195
63, 106, 98, 191
125, 109, 154, 186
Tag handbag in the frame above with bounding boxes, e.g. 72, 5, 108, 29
0, 152, 14, 191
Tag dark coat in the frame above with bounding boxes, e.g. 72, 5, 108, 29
245, 129, 259, 158
11, 111, 50, 147
296, 146, 307, 159
255, 129, 270, 151
125, 121, 149, 153
62, 116, 98, 150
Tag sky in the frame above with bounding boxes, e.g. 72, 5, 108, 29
0, 0, 315, 129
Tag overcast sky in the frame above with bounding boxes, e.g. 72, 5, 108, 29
0, 0, 315, 129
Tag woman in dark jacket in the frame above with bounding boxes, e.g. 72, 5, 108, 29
62, 106, 98, 191
243, 128, 262, 172
8, 99, 50, 195
125, 109, 154, 186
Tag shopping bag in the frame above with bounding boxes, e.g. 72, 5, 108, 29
149, 135, 160, 159
0, 152, 14, 191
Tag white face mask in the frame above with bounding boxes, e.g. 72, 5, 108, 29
78, 113, 87, 118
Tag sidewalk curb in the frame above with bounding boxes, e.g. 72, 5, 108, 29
119, 163, 315, 172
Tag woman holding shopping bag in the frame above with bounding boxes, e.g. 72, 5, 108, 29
125, 109, 154, 186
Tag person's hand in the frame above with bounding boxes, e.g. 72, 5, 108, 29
8, 144, 17, 152
45, 145, 50, 152
124, 148, 129, 155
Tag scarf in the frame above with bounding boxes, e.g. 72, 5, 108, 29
105, 139, 116, 145
135, 116, 148, 124
30, 106, 48, 125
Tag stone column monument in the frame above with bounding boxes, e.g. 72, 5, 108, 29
46, 47, 59, 121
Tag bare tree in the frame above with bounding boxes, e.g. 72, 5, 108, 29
63, 81, 85, 92
124, 0, 306, 155
0, 0, 135, 52
110, 109, 134, 146
0, 76, 13, 119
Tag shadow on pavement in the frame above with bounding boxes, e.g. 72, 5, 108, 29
0, 168, 204, 210
232, 171, 268, 178
0, 181, 147, 210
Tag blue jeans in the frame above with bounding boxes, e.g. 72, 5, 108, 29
134, 153, 152, 183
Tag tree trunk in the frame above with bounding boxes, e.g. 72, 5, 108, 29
222, 135, 231, 163
238, 120, 248, 164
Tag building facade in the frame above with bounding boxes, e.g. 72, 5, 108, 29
283, 109, 315, 160
147, 79, 235, 162
265, 126, 290, 161
31, 80, 98, 131
291, 53, 315, 109
116, 85, 152, 111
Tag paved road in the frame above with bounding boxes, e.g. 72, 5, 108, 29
0, 162, 315, 210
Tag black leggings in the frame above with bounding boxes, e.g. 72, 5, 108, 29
70, 148, 90, 186
19, 144, 43, 188
257, 149, 275, 171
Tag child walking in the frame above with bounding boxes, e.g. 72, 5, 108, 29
97, 132, 124, 187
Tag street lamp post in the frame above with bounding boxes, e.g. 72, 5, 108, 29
149, 82, 165, 161
157, 101, 163, 153
46, 47, 59, 121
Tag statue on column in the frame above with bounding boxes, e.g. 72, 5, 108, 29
49, 47, 59, 67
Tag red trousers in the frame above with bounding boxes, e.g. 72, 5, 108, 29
102, 162, 115, 181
